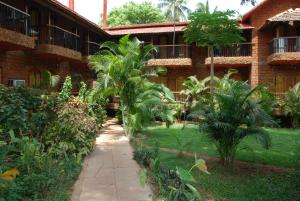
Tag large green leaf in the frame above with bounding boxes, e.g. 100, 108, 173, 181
176, 166, 195, 183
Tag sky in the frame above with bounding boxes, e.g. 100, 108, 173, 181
58, 0, 263, 24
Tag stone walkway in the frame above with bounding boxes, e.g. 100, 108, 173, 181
71, 119, 152, 201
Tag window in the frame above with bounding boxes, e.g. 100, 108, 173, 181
8, 80, 26, 87
29, 70, 41, 88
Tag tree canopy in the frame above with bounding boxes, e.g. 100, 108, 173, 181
107, 1, 167, 27
184, 10, 244, 48
158, 0, 191, 22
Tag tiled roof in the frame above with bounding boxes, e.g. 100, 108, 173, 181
106, 21, 253, 36
267, 8, 300, 22
242, 0, 269, 21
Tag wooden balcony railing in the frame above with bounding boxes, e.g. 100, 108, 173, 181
214, 43, 252, 57
0, 1, 30, 35
83, 41, 100, 56
154, 45, 190, 59
39, 25, 80, 51
271, 37, 300, 53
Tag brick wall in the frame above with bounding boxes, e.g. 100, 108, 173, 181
249, 0, 300, 91
0, 51, 91, 87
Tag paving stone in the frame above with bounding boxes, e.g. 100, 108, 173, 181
71, 119, 152, 201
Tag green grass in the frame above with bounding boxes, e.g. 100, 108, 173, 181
159, 152, 300, 201
141, 124, 300, 167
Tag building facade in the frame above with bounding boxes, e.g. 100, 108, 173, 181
0, 0, 300, 99
0, 0, 108, 89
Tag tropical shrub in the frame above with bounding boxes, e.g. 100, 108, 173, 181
137, 153, 208, 201
41, 70, 60, 92
189, 72, 275, 166
0, 85, 49, 140
0, 132, 81, 201
284, 83, 300, 128
133, 144, 159, 167
90, 35, 175, 135
45, 97, 98, 159
58, 76, 72, 103
78, 81, 87, 101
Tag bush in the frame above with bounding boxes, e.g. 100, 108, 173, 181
0, 85, 50, 140
284, 83, 300, 128
189, 73, 275, 166
0, 133, 81, 201
45, 97, 98, 158
133, 145, 159, 167
58, 76, 72, 103
88, 98, 107, 126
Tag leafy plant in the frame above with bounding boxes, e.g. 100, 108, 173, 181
284, 83, 300, 128
41, 70, 60, 92
78, 81, 87, 101
181, 76, 210, 110
184, 7, 244, 91
58, 76, 72, 103
189, 72, 275, 166
174, 135, 192, 158
90, 35, 175, 135
133, 145, 159, 167
45, 97, 98, 159
0, 85, 49, 140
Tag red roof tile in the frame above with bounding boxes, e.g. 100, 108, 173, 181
105, 21, 253, 36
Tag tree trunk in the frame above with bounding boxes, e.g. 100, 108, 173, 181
209, 46, 215, 93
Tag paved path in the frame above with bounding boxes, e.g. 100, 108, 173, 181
71, 119, 152, 201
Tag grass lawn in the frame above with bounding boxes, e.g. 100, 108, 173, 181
159, 152, 300, 201
141, 124, 300, 167
137, 124, 300, 200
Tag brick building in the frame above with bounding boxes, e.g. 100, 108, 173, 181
0, 0, 300, 98
0, 0, 108, 88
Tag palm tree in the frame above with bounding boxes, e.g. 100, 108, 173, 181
196, 0, 217, 14
189, 71, 275, 166
158, 0, 191, 57
90, 35, 175, 135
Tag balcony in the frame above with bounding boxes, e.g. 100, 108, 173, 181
148, 45, 192, 67
268, 37, 300, 65
35, 25, 82, 61
0, 1, 35, 51
82, 41, 100, 63
205, 43, 252, 67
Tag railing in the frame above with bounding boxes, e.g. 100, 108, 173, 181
0, 1, 30, 35
41, 25, 80, 51
83, 41, 101, 56
154, 45, 190, 59
214, 43, 252, 57
271, 37, 300, 53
